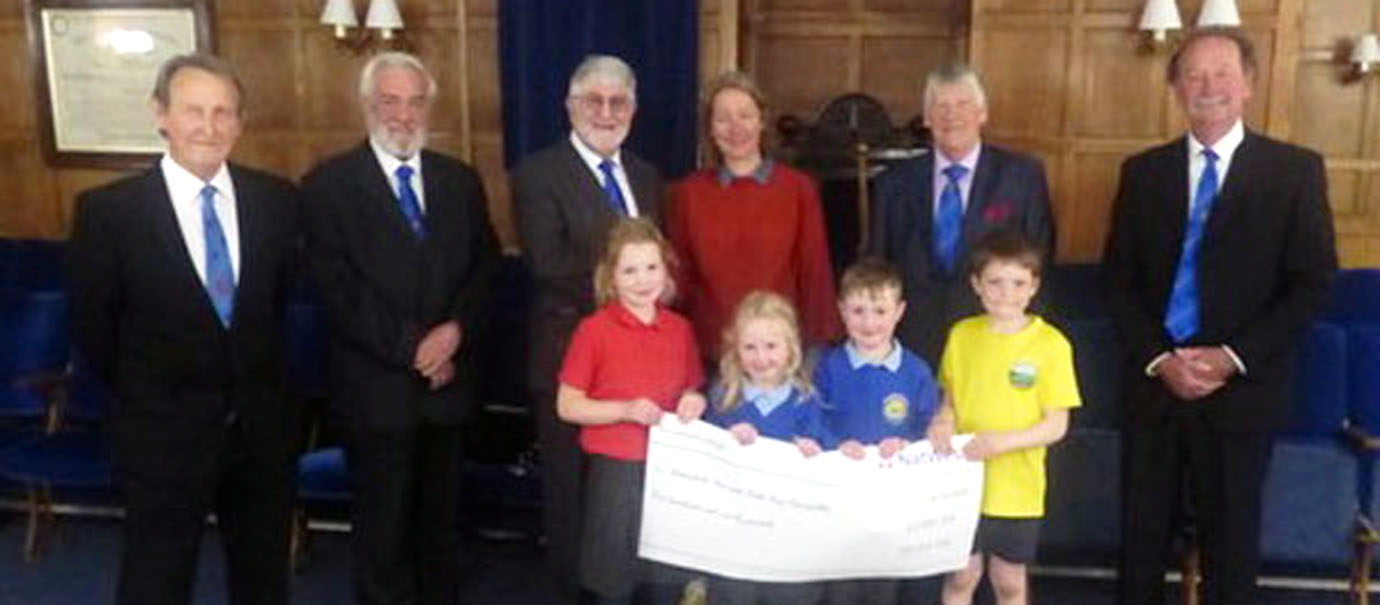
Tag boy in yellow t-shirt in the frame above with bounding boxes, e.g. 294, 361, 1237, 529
926, 229, 1082, 605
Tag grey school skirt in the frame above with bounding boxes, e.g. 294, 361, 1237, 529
579, 454, 696, 598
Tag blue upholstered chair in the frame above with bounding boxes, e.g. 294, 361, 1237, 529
0, 288, 70, 427
1042, 428, 1121, 564
0, 356, 113, 562
286, 301, 349, 568
1258, 322, 1357, 577
0, 239, 65, 292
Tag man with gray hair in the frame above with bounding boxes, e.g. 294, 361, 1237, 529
868, 62, 1055, 368
511, 54, 664, 604
302, 51, 499, 605
69, 53, 301, 605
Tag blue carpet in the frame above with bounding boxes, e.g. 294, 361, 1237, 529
0, 512, 1357, 604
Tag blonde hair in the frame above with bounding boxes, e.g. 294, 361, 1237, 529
592, 218, 679, 307
715, 291, 813, 413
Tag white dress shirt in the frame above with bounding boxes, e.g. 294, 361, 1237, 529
569, 131, 640, 218
1186, 120, 1245, 215
161, 155, 240, 286
370, 137, 426, 212
1146, 120, 1249, 377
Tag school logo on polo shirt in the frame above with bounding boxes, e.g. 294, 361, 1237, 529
882, 393, 909, 424
1009, 360, 1038, 389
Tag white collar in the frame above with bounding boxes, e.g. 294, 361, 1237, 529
160, 155, 233, 202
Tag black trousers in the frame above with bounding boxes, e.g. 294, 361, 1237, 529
116, 421, 295, 605
535, 387, 586, 604
347, 422, 465, 605
1118, 408, 1272, 605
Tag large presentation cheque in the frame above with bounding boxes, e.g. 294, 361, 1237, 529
639, 418, 984, 582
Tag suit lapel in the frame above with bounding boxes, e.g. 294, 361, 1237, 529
1204, 132, 1254, 237
911, 152, 936, 259
1161, 139, 1191, 253
559, 141, 620, 221
351, 143, 421, 243
142, 166, 226, 331
624, 155, 659, 221
229, 164, 260, 329
420, 150, 467, 250
964, 148, 997, 233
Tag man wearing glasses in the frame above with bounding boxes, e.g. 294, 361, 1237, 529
512, 54, 664, 604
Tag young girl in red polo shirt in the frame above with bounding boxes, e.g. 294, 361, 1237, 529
556, 218, 707, 605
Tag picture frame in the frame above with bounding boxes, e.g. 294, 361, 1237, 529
27, 0, 215, 168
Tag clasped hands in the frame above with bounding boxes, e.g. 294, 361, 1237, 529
1156, 346, 1237, 401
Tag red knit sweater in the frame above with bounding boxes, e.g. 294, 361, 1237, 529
667, 162, 840, 357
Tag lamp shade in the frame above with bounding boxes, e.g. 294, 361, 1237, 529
320, 0, 357, 27
365, 0, 404, 30
1140, 0, 1183, 33
1197, 0, 1241, 28
1353, 33, 1380, 67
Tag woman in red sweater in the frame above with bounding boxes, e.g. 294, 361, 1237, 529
668, 71, 840, 358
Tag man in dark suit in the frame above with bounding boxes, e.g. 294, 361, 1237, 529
868, 63, 1055, 367
1105, 29, 1336, 604
302, 52, 499, 605
68, 54, 301, 605
511, 54, 663, 604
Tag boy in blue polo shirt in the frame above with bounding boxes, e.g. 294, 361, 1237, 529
814, 257, 940, 604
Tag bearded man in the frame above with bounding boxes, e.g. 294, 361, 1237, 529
301, 51, 499, 605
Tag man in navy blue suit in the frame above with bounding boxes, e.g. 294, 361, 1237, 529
867, 63, 1055, 367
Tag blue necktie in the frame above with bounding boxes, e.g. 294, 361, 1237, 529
395, 164, 426, 237
1165, 148, 1220, 343
200, 185, 235, 328
934, 164, 967, 275
598, 159, 628, 216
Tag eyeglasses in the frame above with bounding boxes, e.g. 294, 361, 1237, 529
570, 93, 634, 115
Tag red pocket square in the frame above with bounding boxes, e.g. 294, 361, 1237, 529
983, 203, 1014, 223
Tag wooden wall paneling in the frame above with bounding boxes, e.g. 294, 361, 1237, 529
754, 31, 855, 118
970, 12, 1071, 140
0, 140, 60, 238
743, 0, 965, 125
1296, 0, 1380, 267
972, 0, 1310, 263
859, 36, 956, 122
1076, 28, 1167, 138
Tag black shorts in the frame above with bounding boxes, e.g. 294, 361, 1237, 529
971, 516, 1042, 564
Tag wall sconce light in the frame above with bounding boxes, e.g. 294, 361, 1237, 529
320, 0, 409, 53
1352, 33, 1380, 77
1196, 0, 1242, 28
1139, 0, 1182, 48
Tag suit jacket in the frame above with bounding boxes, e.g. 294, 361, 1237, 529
867, 143, 1054, 364
1104, 131, 1337, 432
68, 163, 302, 481
511, 139, 663, 391
302, 143, 500, 431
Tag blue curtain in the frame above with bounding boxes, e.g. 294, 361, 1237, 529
499, 0, 699, 179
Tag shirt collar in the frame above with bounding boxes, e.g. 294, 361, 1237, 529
715, 158, 774, 186
609, 301, 665, 329
369, 137, 422, 179
934, 143, 982, 177
1187, 120, 1244, 161
845, 340, 903, 372
742, 381, 793, 416
160, 154, 233, 205
570, 131, 623, 173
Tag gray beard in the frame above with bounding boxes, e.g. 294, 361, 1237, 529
370, 127, 427, 159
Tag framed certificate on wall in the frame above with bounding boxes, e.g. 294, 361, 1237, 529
27, 0, 214, 168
